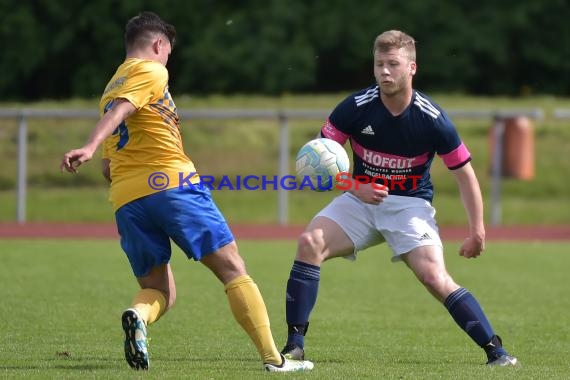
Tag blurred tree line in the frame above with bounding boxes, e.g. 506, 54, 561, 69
1, 0, 569, 100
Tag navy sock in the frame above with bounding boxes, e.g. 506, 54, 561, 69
285, 260, 320, 348
445, 287, 507, 359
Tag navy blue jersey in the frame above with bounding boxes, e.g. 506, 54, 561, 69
321, 85, 471, 202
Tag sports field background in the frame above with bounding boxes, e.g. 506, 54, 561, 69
1, 94, 570, 225
1, 94, 569, 379
2, 2, 570, 377
1, 240, 569, 379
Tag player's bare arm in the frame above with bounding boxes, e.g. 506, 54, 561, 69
348, 181, 388, 205
452, 162, 486, 258
60, 99, 136, 173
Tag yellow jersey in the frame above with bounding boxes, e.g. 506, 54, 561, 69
101, 58, 199, 211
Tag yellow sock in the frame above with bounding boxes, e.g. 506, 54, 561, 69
132, 288, 167, 326
224, 275, 282, 365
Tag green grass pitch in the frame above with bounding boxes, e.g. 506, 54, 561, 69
1, 239, 569, 379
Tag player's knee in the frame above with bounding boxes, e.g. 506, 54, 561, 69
417, 270, 448, 292
297, 230, 325, 259
223, 241, 246, 272
418, 272, 443, 289
202, 241, 247, 283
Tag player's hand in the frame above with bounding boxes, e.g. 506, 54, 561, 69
60, 147, 95, 173
350, 182, 388, 205
459, 235, 485, 258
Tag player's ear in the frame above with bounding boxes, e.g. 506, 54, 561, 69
409, 61, 417, 76
151, 37, 162, 55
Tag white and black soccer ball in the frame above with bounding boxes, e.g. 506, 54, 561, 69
295, 138, 350, 191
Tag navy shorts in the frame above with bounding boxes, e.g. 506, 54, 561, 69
115, 185, 235, 277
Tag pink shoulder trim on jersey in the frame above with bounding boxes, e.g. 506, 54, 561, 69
351, 139, 430, 169
439, 142, 471, 168
321, 118, 350, 145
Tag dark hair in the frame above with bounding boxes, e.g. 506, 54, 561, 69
125, 11, 176, 49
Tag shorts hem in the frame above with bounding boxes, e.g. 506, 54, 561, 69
198, 237, 236, 261
390, 241, 443, 262
134, 258, 171, 278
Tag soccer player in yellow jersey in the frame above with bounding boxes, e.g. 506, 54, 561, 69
60, 11, 313, 373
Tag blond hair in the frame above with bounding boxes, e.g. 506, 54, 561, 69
373, 30, 416, 61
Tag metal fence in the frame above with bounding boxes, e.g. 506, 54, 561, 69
0, 107, 555, 225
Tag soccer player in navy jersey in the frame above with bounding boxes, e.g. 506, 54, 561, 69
281, 30, 517, 366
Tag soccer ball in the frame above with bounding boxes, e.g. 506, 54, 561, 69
295, 138, 350, 191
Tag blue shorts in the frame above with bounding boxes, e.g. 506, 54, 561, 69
115, 185, 235, 277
